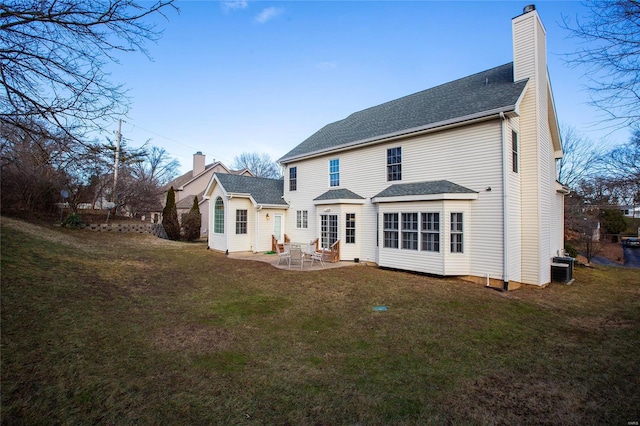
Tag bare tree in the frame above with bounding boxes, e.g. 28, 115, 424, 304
599, 129, 640, 212
0, 0, 177, 141
122, 145, 180, 215
562, 0, 640, 128
557, 125, 603, 189
602, 129, 640, 182
129, 145, 180, 188
232, 152, 282, 178
1, 118, 75, 213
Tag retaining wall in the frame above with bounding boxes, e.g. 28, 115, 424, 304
87, 223, 167, 239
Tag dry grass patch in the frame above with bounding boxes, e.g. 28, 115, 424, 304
152, 324, 236, 354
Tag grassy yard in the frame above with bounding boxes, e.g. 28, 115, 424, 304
2, 217, 639, 425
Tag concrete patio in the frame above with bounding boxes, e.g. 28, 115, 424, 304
227, 250, 361, 271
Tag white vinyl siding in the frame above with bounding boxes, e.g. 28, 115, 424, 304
227, 199, 253, 252
283, 121, 503, 272
514, 9, 559, 285
255, 208, 287, 253
507, 118, 523, 283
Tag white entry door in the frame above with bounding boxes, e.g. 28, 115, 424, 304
274, 214, 283, 241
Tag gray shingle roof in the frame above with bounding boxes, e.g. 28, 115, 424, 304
313, 189, 365, 201
279, 63, 527, 162
214, 173, 287, 206
373, 180, 477, 198
176, 191, 205, 210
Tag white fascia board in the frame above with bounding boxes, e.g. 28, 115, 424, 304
279, 107, 515, 164
513, 79, 529, 116
202, 174, 222, 200
227, 191, 290, 209
227, 192, 258, 208
555, 182, 571, 195
372, 193, 479, 203
258, 203, 290, 209
313, 198, 366, 206
547, 75, 563, 154
227, 192, 252, 199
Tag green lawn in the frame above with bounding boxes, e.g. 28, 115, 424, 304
2, 217, 639, 425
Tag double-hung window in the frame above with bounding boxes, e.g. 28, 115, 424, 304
329, 159, 340, 187
345, 213, 356, 244
387, 147, 402, 181
512, 131, 519, 173
236, 209, 247, 234
289, 166, 297, 191
421, 212, 440, 252
450, 212, 463, 253
296, 210, 308, 229
383, 213, 399, 248
401, 212, 418, 250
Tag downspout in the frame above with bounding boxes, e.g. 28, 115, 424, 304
500, 112, 510, 291
255, 205, 263, 253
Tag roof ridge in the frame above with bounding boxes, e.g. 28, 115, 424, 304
279, 62, 524, 163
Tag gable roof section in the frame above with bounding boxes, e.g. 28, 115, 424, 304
165, 162, 254, 192
166, 162, 226, 191
313, 188, 366, 205
372, 180, 478, 203
212, 173, 287, 207
279, 63, 527, 163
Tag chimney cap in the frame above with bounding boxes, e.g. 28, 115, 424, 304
195, 151, 203, 155
523, 4, 535, 13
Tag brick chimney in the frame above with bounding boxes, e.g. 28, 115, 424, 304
193, 151, 205, 177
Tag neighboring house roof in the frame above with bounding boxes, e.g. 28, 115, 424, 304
175, 192, 206, 210
313, 189, 365, 201
213, 173, 287, 206
279, 63, 528, 163
372, 180, 478, 203
165, 162, 253, 192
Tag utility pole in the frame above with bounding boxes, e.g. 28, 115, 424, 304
113, 119, 122, 213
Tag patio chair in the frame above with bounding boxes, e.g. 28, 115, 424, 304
310, 247, 325, 268
276, 242, 291, 267
301, 242, 316, 268
289, 243, 304, 269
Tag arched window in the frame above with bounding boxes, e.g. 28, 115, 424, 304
214, 197, 224, 233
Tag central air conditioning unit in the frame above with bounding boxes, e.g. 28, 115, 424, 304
551, 256, 575, 284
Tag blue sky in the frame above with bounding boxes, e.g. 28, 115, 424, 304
107, 0, 632, 174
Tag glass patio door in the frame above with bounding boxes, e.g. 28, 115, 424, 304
320, 214, 338, 249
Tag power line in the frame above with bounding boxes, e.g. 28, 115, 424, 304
121, 121, 235, 166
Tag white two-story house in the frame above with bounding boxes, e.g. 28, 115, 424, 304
205, 5, 567, 288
